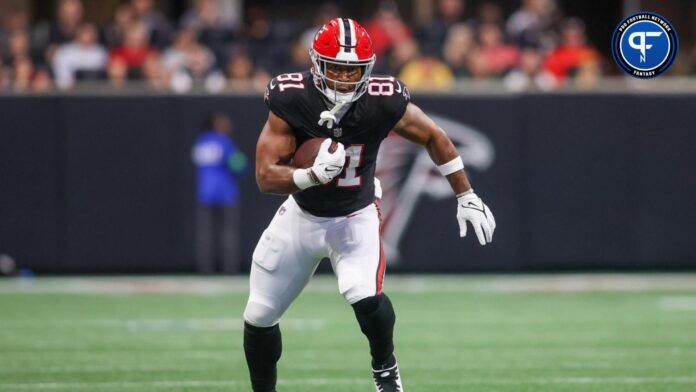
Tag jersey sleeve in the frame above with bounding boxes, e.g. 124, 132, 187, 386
263, 75, 301, 126
379, 77, 411, 131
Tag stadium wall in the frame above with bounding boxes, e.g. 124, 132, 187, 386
0, 93, 694, 273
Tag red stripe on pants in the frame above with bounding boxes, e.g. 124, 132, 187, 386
375, 200, 386, 295
376, 239, 386, 294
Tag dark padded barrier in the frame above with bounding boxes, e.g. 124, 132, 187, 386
0, 93, 694, 273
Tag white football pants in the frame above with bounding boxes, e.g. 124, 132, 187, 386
244, 196, 386, 327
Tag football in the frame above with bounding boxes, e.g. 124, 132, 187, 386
292, 137, 337, 168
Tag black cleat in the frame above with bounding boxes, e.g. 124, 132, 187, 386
372, 355, 404, 392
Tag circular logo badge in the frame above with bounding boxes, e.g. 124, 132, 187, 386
611, 12, 678, 78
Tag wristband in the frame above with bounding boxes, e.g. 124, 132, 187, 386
293, 168, 319, 190
456, 189, 474, 199
437, 156, 464, 176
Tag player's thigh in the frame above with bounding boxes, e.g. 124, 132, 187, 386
244, 200, 318, 327
329, 204, 385, 304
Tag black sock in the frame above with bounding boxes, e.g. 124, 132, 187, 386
244, 322, 282, 392
351, 293, 396, 367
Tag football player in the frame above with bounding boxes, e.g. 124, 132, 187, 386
244, 18, 495, 392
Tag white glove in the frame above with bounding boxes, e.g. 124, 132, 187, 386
374, 177, 383, 199
311, 139, 346, 184
457, 190, 496, 246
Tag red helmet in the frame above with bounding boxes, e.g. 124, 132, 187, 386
310, 18, 376, 103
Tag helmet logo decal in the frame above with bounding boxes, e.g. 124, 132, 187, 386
314, 25, 328, 42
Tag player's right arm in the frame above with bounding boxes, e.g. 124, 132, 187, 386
255, 111, 346, 194
259, 74, 346, 195
255, 111, 301, 195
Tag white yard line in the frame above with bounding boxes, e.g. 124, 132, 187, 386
487, 377, 696, 385
2, 274, 696, 294
659, 296, 696, 311
0, 364, 212, 375
0, 318, 324, 331
0, 378, 365, 390
2, 376, 696, 390
0, 361, 623, 375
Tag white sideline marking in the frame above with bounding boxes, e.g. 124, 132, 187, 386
481, 377, 696, 385
285, 362, 620, 371
1, 350, 238, 360
0, 364, 211, 374
0, 318, 325, 331
0, 379, 365, 390
2, 376, 696, 390
659, 296, 696, 311
549, 376, 696, 384
1, 361, 625, 375
2, 274, 696, 294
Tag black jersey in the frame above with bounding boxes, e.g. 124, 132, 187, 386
264, 71, 410, 217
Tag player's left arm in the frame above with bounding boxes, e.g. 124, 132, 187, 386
393, 102, 496, 245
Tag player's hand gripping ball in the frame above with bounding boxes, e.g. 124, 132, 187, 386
292, 138, 335, 168
293, 138, 345, 184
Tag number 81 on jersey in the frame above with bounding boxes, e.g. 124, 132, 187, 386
337, 145, 364, 187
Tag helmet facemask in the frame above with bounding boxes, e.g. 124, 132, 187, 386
310, 48, 376, 105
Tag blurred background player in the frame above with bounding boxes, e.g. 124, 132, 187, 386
191, 112, 247, 274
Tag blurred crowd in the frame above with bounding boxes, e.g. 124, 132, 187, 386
1, 0, 695, 93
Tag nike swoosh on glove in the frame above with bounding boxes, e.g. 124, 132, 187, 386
457, 191, 496, 245
311, 138, 346, 184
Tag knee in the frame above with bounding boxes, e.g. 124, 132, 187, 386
352, 294, 382, 314
339, 273, 376, 305
351, 293, 395, 337
342, 285, 376, 305
244, 301, 281, 328
352, 293, 394, 315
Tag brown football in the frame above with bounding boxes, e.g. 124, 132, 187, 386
292, 138, 337, 168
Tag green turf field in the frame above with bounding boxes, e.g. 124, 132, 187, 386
1, 275, 696, 391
